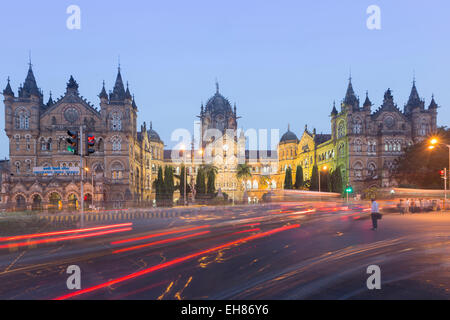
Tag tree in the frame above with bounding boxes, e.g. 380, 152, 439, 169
395, 127, 450, 189
236, 164, 252, 190
202, 164, 218, 196
178, 165, 186, 200
310, 165, 319, 191
294, 165, 304, 189
155, 166, 164, 205
284, 167, 293, 189
164, 166, 174, 204
196, 167, 206, 196
331, 166, 343, 194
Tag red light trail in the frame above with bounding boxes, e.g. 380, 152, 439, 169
112, 231, 211, 254
0, 223, 133, 243
54, 224, 300, 300
110, 225, 211, 245
0, 227, 132, 250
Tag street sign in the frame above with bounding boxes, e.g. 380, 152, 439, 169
33, 167, 80, 176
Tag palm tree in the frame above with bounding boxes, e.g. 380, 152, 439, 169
236, 163, 252, 193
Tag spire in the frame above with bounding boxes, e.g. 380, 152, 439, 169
99, 80, 108, 100
125, 81, 132, 100
343, 75, 359, 110
19, 62, 41, 98
331, 101, 338, 116
215, 79, 219, 94
110, 67, 126, 101
363, 90, 372, 108
405, 77, 424, 114
3, 77, 14, 97
46, 91, 54, 107
132, 94, 137, 109
150, 121, 153, 130
428, 94, 438, 109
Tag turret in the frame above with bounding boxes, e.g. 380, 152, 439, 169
99, 81, 108, 103
3, 78, 14, 99
363, 91, 372, 112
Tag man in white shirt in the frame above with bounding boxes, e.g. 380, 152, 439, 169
371, 198, 380, 230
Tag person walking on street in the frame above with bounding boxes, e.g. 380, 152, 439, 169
371, 198, 380, 230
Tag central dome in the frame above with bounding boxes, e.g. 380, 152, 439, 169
205, 83, 233, 114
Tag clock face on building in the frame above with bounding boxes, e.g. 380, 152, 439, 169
64, 107, 80, 123
384, 116, 395, 129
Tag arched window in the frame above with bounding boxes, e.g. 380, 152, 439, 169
354, 139, 362, 153
40, 138, 47, 151
368, 163, 377, 178
15, 108, 30, 130
338, 144, 345, 157
353, 119, 362, 134
15, 135, 20, 151
354, 162, 363, 179
111, 112, 122, 131
14, 161, 20, 174
253, 180, 258, 190
338, 122, 345, 138
47, 138, 52, 151
26, 136, 31, 151
111, 161, 124, 181
111, 136, 122, 151
419, 121, 428, 136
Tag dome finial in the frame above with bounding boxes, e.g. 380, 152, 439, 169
215, 78, 219, 93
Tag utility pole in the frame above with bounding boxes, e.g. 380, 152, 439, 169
80, 125, 84, 227
184, 149, 187, 206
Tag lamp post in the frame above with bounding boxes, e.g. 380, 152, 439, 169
429, 138, 450, 209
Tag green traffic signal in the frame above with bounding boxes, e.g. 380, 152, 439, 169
67, 130, 79, 155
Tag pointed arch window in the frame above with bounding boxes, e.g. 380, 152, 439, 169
15, 109, 30, 130
338, 122, 345, 138
111, 136, 122, 151
111, 112, 122, 131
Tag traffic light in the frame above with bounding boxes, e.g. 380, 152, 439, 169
66, 130, 79, 155
440, 169, 446, 179
345, 185, 353, 194
87, 135, 96, 155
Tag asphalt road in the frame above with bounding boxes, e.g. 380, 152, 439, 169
0, 202, 448, 300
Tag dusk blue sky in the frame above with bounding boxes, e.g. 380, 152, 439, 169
0, 0, 449, 158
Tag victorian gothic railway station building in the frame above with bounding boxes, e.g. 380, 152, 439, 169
1, 64, 165, 211
277, 77, 438, 193
0, 63, 440, 211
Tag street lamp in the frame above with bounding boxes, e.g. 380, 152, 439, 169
318, 165, 328, 193
429, 137, 450, 209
